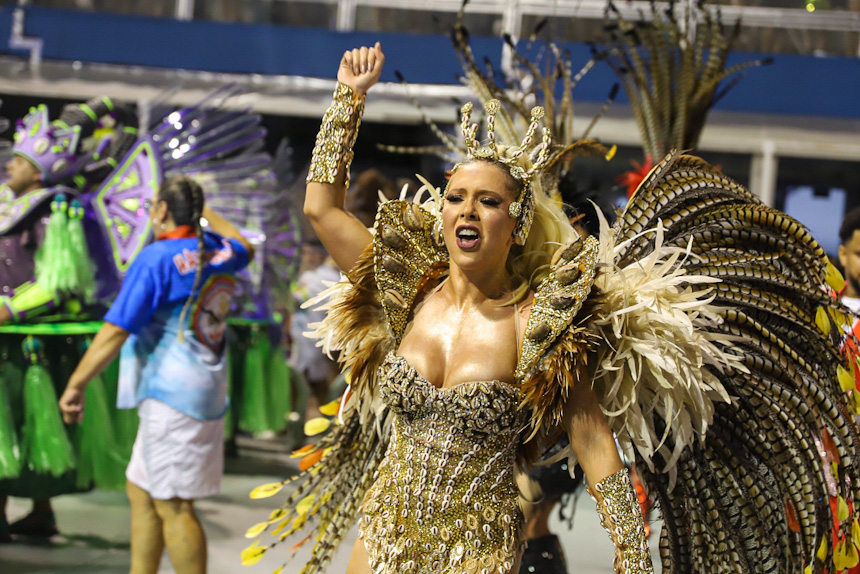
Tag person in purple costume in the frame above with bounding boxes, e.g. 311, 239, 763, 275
0, 99, 125, 541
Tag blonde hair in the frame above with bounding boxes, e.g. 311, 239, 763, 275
507, 175, 577, 303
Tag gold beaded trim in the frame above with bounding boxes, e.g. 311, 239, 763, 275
306, 82, 366, 188
587, 469, 654, 574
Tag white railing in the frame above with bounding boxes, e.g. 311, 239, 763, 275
175, 0, 859, 55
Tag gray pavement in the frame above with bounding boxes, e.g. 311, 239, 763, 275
1, 457, 662, 574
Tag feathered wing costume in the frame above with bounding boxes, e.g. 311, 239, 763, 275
595, 151, 860, 573
592, 3, 860, 571
245, 148, 860, 574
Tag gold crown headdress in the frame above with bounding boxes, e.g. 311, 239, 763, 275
445, 99, 552, 245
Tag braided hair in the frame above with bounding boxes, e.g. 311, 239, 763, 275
158, 175, 207, 341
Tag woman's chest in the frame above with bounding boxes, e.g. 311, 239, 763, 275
396, 300, 521, 389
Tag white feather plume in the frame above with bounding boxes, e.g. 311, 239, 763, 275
590, 211, 746, 488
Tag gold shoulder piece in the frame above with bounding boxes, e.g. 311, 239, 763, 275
515, 235, 599, 381
373, 200, 448, 343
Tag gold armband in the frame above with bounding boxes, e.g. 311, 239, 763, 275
587, 469, 654, 573
306, 82, 366, 188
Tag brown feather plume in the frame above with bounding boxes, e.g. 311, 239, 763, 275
312, 243, 395, 400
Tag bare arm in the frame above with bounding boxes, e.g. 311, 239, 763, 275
304, 43, 384, 274
564, 375, 624, 484
565, 375, 654, 573
203, 206, 255, 262
59, 322, 130, 423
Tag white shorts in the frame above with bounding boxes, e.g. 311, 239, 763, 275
126, 398, 224, 501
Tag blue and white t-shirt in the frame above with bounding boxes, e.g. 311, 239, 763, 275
106, 230, 250, 420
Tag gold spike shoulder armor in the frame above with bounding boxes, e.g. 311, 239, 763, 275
372, 199, 448, 344
514, 235, 600, 381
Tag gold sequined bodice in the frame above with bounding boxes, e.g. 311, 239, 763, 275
359, 352, 526, 574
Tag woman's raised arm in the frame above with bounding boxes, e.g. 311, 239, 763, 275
304, 42, 385, 274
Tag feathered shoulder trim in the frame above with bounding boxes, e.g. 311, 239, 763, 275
307, 198, 448, 400
517, 235, 602, 465
305, 243, 393, 401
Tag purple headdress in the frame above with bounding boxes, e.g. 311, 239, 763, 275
12, 104, 89, 185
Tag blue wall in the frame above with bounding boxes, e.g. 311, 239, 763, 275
1, 6, 858, 119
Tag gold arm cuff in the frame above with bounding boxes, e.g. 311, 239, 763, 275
587, 469, 654, 574
306, 82, 366, 188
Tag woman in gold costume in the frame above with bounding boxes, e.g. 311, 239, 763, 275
303, 42, 647, 574
243, 41, 860, 574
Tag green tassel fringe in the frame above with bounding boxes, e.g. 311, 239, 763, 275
265, 344, 290, 434
103, 358, 138, 459
34, 196, 70, 295
238, 328, 269, 434
0, 377, 21, 479
74, 371, 126, 490
34, 196, 94, 300
20, 338, 75, 477
67, 200, 96, 302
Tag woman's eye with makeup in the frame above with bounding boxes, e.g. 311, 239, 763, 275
447, 195, 463, 203
481, 198, 501, 206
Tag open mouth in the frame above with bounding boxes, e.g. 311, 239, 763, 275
455, 225, 481, 249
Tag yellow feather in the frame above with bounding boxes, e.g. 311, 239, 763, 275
839, 365, 855, 393
826, 261, 846, 292
605, 145, 617, 161
281, 515, 307, 539
839, 496, 850, 521
268, 508, 287, 523
271, 518, 290, 536
836, 540, 846, 570
818, 536, 829, 561
241, 541, 266, 566
272, 567, 285, 574
845, 542, 860, 569
296, 494, 316, 516
304, 417, 332, 436
815, 306, 831, 336
250, 482, 284, 499
319, 399, 341, 416
852, 390, 860, 415
245, 521, 268, 539
804, 566, 812, 574
829, 308, 852, 331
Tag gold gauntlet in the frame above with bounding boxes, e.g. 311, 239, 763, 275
306, 82, 366, 188
587, 469, 654, 573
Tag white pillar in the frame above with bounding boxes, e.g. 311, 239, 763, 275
336, 0, 357, 32
500, 0, 522, 80
175, 0, 194, 20
750, 139, 778, 207
9, 8, 43, 74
